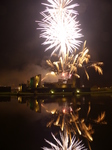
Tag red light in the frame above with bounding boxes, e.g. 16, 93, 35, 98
62, 73, 65, 77
63, 108, 66, 113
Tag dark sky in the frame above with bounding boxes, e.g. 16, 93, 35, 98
0, 0, 112, 87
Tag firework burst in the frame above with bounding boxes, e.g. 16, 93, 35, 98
36, 0, 83, 60
44, 41, 103, 81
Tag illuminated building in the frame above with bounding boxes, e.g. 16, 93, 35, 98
30, 74, 41, 89
43, 76, 80, 89
18, 84, 27, 92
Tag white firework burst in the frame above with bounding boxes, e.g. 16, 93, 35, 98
42, 131, 87, 150
37, 0, 83, 60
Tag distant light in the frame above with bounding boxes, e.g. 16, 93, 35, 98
18, 97, 22, 103
42, 100, 44, 103
76, 89, 80, 93
63, 108, 66, 113
62, 97, 67, 101
35, 100, 38, 105
50, 90, 54, 94
18, 87, 21, 91
36, 83, 38, 87
51, 109, 56, 114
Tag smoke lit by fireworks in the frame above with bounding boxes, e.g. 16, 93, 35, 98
36, 0, 83, 60
42, 130, 87, 150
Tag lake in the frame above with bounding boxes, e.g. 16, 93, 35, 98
0, 94, 112, 150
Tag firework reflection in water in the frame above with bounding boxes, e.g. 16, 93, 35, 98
42, 130, 87, 150
41, 100, 106, 149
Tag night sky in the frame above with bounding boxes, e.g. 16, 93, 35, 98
0, 0, 112, 87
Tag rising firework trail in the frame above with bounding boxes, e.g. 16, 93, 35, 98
36, 0, 83, 60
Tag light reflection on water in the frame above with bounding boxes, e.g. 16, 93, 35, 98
0, 95, 112, 150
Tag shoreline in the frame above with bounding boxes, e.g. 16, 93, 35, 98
0, 90, 112, 97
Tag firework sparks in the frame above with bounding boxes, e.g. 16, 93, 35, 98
92, 112, 107, 124
37, 0, 83, 60
45, 41, 103, 80
41, 102, 94, 141
37, 0, 103, 82
42, 130, 87, 150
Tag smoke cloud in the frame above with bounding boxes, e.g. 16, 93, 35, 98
0, 63, 60, 88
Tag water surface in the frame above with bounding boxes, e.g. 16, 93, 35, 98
0, 95, 112, 150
